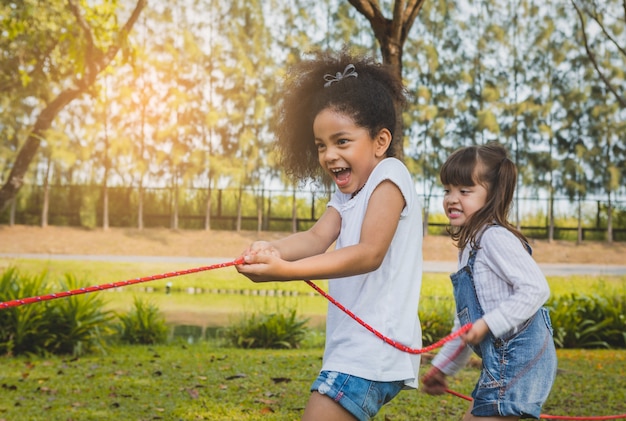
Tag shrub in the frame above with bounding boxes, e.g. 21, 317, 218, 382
419, 297, 455, 346
0, 268, 115, 356
116, 297, 168, 345
418, 293, 626, 350
0, 268, 52, 355
547, 293, 626, 349
223, 308, 309, 349
45, 274, 116, 356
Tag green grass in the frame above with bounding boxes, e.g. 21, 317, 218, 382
0, 344, 624, 420
1, 258, 626, 419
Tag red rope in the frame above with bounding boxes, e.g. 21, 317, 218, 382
0, 258, 245, 309
304, 280, 471, 354
1, 258, 624, 420
440, 388, 626, 420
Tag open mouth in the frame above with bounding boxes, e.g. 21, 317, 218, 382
331, 167, 351, 188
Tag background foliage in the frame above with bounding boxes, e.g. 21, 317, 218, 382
1, 0, 625, 240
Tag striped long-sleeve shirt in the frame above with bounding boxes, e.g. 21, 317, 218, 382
432, 225, 550, 376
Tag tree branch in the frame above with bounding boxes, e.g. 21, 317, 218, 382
67, 0, 99, 86
582, 0, 626, 57
401, 0, 426, 44
347, 0, 385, 22
0, 0, 147, 212
571, 0, 626, 108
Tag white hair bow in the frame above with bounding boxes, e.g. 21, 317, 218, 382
323, 64, 358, 88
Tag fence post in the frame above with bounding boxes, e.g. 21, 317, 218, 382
217, 189, 222, 218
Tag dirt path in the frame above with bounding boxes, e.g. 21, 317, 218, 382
1, 224, 625, 265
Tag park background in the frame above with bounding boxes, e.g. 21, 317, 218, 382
1, 1, 626, 420
1, 0, 625, 243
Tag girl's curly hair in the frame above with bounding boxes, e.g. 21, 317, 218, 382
276, 49, 407, 182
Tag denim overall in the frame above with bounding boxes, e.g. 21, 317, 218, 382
451, 243, 557, 418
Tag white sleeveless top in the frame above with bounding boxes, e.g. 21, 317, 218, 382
322, 157, 423, 388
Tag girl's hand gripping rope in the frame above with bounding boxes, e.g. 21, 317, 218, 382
421, 367, 448, 395
460, 318, 490, 346
235, 244, 290, 283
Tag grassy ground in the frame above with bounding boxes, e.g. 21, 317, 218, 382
0, 344, 624, 421
1, 226, 626, 420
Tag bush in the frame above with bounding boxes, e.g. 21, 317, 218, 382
0, 268, 52, 355
0, 268, 115, 356
45, 274, 116, 356
547, 293, 626, 349
419, 297, 455, 346
223, 308, 309, 349
417, 293, 626, 350
116, 297, 168, 345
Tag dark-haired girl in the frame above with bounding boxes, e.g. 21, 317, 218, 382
422, 142, 557, 420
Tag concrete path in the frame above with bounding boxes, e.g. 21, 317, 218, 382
1, 253, 625, 276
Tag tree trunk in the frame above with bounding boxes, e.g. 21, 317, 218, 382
9, 199, 16, 226
577, 195, 583, 245
257, 191, 263, 233
0, 0, 146, 213
264, 190, 271, 231
137, 182, 144, 230
171, 174, 179, 230
0, 90, 80, 213
348, 0, 426, 159
204, 185, 212, 231
41, 158, 51, 228
548, 194, 555, 243
607, 194, 613, 243
102, 182, 109, 230
236, 186, 243, 232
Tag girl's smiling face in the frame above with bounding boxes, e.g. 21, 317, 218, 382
313, 108, 390, 196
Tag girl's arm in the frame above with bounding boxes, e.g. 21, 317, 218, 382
430, 315, 474, 377
242, 207, 342, 262
236, 180, 404, 282
479, 228, 551, 338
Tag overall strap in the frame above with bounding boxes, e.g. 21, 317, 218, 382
524, 242, 533, 256
467, 247, 479, 268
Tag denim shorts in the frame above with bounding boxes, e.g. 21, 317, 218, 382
310, 371, 404, 421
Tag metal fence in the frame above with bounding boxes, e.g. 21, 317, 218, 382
2, 185, 625, 241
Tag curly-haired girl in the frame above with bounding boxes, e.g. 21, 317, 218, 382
236, 49, 423, 421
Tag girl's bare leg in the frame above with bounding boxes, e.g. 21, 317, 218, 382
302, 391, 357, 421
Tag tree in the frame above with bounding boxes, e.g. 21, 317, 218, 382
403, 0, 464, 234
0, 0, 146, 213
348, 0, 427, 158
348, 0, 426, 76
571, 0, 626, 242
216, 0, 278, 232
571, 0, 626, 108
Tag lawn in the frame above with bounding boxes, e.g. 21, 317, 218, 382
0, 344, 624, 421
1, 258, 625, 420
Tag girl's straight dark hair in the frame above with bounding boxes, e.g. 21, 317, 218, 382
440, 142, 528, 250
